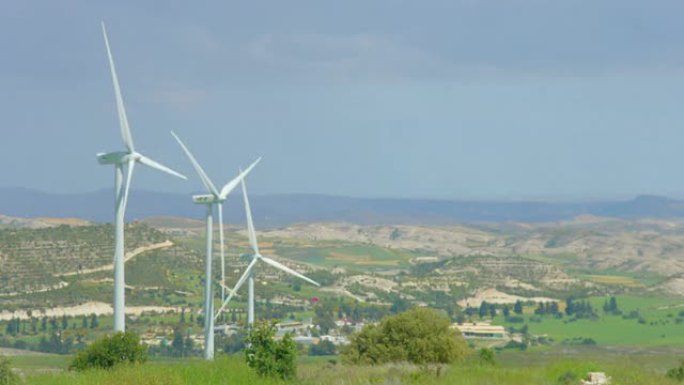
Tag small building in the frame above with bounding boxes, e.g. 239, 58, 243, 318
215, 323, 241, 336
320, 335, 350, 346
293, 335, 317, 345
275, 320, 312, 337
452, 322, 508, 339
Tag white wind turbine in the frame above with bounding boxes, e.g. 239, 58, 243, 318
97, 23, 187, 332
215, 177, 320, 328
171, 131, 260, 360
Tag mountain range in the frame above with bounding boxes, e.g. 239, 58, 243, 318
2, 187, 684, 227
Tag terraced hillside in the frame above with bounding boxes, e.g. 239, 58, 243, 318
4, 215, 684, 313
0, 223, 168, 294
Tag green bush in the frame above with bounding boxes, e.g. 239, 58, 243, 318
0, 356, 19, 385
244, 321, 297, 380
667, 360, 684, 382
69, 331, 148, 371
557, 371, 578, 385
342, 307, 469, 365
479, 348, 496, 366
309, 340, 337, 356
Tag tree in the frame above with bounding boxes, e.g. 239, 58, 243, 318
479, 301, 489, 318
69, 331, 148, 371
513, 300, 523, 315
244, 321, 297, 380
479, 348, 496, 366
390, 297, 411, 314
0, 356, 19, 385
549, 302, 560, 315
603, 296, 620, 315
503, 305, 511, 317
309, 340, 337, 356
183, 331, 194, 354
565, 298, 575, 316
314, 304, 336, 335
171, 328, 185, 357
343, 308, 469, 366
89, 314, 99, 329
667, 360, 684, 382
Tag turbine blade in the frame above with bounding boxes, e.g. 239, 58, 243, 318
121, 159, 135, 214
259, 256, 320, 287
241, 178, 259, 255
101, 22, 135, 152
219, 157, 262, 199
214, 258, 258, 318
217, 281, 238, 297
137, 154, 187, 180
170, 131, 218, 195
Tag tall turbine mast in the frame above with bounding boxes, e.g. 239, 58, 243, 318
214, 178, 320, 328
97, 23, 186, 332
171, 131, 260, 360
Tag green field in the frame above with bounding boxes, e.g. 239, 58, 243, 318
8, 352, 682, 385
493, 295, 684, 346
275, 243, 417, 269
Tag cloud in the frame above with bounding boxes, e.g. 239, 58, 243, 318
244, 33, 446, 82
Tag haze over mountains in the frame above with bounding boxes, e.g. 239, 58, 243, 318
2, 187, 684, 227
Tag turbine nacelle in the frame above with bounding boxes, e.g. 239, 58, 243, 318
192, 194, 224, 205
97, 151, 132, 165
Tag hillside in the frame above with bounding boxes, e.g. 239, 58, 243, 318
4, 216, 684, 307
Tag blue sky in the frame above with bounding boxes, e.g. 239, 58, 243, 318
2, 0, 684, 200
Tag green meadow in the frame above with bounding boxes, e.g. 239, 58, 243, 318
275, 243, 418, 269
494, 295, 684, 346
12, 353, 682, 385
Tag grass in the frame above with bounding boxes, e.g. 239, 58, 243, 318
583, 275, 646, 288
19, 353, 683, 385
275, 244, 417, 269
494, 295, 684, 346
10, 355, 70, 371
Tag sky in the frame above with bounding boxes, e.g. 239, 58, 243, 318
2, 0, 684, 201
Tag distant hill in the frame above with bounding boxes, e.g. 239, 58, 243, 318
1, 187, 684, 227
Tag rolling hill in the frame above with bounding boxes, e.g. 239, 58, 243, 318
2, 188, 684, 226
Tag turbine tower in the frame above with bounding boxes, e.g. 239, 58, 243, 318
171, 131, 260, 360
215, 177, 320, 328
97, 23, 187, 332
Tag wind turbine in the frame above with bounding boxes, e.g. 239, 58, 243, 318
215, 177, 320, 328
97, 23, 187, 332
171, 131, 260, 360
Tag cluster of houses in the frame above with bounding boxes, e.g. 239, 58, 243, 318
141, 318, 369, 350
142, 317, 519, 351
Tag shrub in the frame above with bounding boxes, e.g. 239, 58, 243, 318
244, 321, 297, 380
342, 307, 468, 366
69, 331, 148, 371
309, 340, 337, 356
557, 370, 578, 385
478, 348, 496, 366
667, 360, 684, 382
0, 356, 19, 385
502, 340, 528, 351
